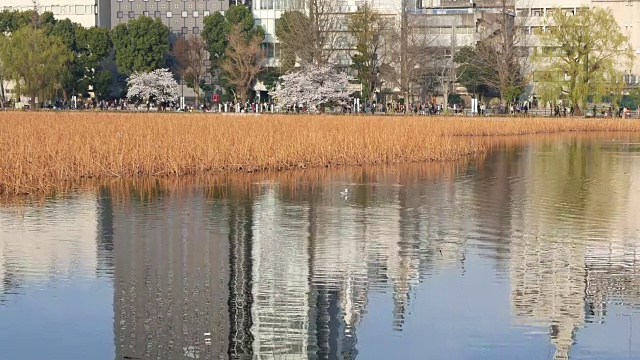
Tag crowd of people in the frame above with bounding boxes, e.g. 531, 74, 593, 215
3, 96, 639, 118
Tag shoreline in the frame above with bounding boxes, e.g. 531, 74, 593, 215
2, 112, 640, 197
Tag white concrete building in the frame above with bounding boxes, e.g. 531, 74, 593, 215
1, 0, 99, 28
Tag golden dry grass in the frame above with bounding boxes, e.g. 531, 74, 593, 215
2, 112, 640, 196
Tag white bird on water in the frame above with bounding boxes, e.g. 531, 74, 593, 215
340, 188, 349, 197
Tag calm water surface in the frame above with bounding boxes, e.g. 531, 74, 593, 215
1, 135, 640, 360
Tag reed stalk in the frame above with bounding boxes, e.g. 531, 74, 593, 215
2, 112, 639, 196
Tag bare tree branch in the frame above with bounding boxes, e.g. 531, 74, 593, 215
221, 25, 265, 103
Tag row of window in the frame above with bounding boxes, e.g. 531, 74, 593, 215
2, 5, 96, 15
522, 7, 581, 17
116, 3, 217, 10
254, 0, 304, 10
117, 10, 210, 18
423, 26, 474, 35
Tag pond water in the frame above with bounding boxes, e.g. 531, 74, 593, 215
1, 134, 640, 360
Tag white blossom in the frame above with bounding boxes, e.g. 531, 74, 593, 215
126, 68, 180, 103
269, 64, 353, 111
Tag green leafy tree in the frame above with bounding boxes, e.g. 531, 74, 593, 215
0, 10, 36, 33
0, 26, 72, 107
275, 10, 311, 73
202, 5, 264, 92
77, 26, 113, 100
346, 4, 388, 104
45, 19, 112, 100
454, 46, 495, 99
202, 11, 227, 71
111, 16, 169, 74
275, 0, 340, 68
534, 7, 634, 115
47, 19, 84, 99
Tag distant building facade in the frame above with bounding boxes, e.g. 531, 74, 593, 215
1, 0, 99, 28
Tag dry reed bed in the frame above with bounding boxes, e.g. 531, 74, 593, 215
1, 112, 640, 196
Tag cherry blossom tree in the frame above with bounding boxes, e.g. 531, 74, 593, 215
269, 64, 352, 111
126, 68, 179, 105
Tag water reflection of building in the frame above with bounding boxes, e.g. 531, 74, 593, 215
228, 198, 255, 359
97, 187, 114, 277
111, 192, 229, 359
250, 188, 311, 359
0, 196, 99, 300
506, 137, 640, 360
509, 233, 587, 360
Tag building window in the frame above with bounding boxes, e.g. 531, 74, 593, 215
203, 10, 210, 16
167, 11, 172, 17
129, 11, 135, 18
182, 11, 188, 17
155, 10, 161, 17
182, 27, 188, 34
117, 11, 123, 18
143, 10, 149, 16
193, 27, 199, 34
193, 10, 199, 17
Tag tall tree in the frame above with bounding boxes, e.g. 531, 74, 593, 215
173, 35, 208, 106
202, 11, 227, 72
347, 4, 389, 104
534, 7, 634, 115
453, 46, 495, 99
202, 5, 263, 82
0, 10, 37, 33
221, 25, 265, 103
275, 0, 339, 68
77, 26, 113, 100
44, 19, 112, 100
385, 4, 435, 106
111, 16, 170, 74
474, 0, 528, 105
47, 19, 84, 100
0, 26, 72, 107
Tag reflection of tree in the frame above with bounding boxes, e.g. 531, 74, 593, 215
532, 137, 625, 230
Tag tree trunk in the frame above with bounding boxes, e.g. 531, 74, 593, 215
0, 78, 5, 109
400, 0, 409, 114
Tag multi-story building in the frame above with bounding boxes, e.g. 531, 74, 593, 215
1, 0, 100, 28
516, 0, 640, 78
